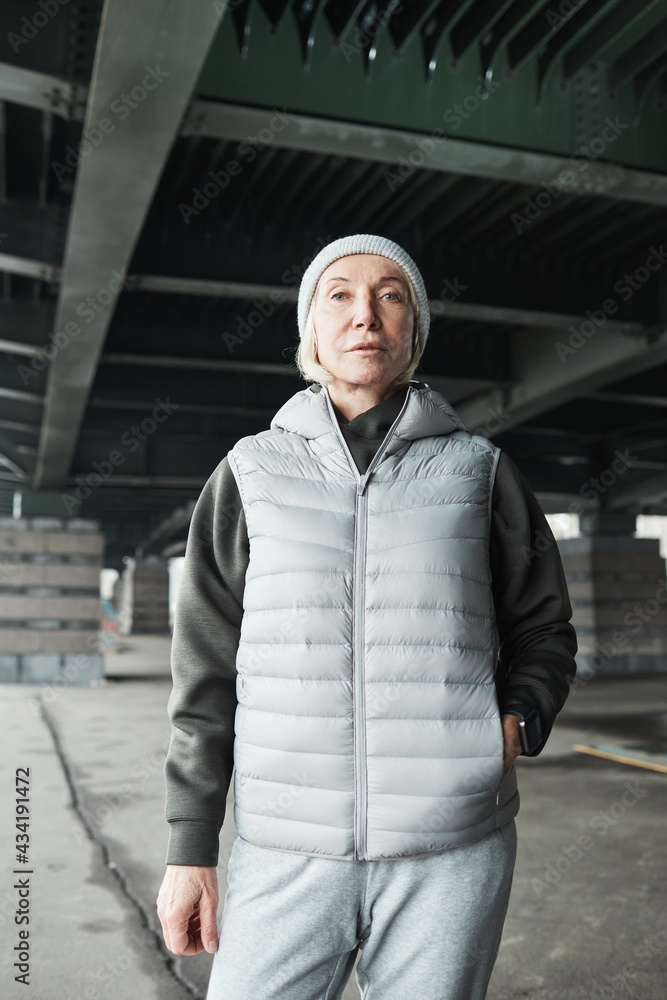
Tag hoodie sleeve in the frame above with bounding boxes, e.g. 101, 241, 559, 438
490, 450, 578, 754
163, 455, 249, 866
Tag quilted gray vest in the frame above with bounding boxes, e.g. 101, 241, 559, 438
227, 379, 519, 861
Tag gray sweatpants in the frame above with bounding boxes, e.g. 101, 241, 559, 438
206, 820, 517, 1000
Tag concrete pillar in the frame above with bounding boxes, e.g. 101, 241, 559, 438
123, 556, 170, 634
0, 516, 105, 684
558, 510, 667, 677
112, 563, 133, 635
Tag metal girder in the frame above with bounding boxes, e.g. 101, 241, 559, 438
180, 100, 667, 205
138, 501, 196, 556
163, 540, 187, 558
386, 0, 441, 56
33, 0, 225, 489
0, 63, 88, 120
87, 396, 276, 418
0, 386, 44, 406
507, 0, 595, 78
124, 272, 646, 337
537, 0, 614, 94
457, 325, 667, 435
607, 15, 667, 93
292, 0, 327, 69
606, 471, 667, 507
0, 430, 29, 479
0, 200, 65, 267
634, 50, 667, 123
584, 391, 667, 408
562, 0, 661, 83
0, 252, 60, 282
449, 0, 515, 64
323, 0, 367, 44
422, 0, 477, 81
0, 254, 651, 341
0, 339, 43, 358
480, 0, 548, 83
96, 353, 499, 402
126, 272, 298, 301
100, 353, 299, 377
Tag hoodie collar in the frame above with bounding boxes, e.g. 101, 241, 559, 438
270, 380, 468, 451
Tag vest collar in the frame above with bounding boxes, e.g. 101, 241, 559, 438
270, 380, 469, 443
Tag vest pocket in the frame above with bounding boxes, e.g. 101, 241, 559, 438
490, 711, 506, 793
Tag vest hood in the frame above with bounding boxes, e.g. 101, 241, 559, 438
270, 381, 469, 445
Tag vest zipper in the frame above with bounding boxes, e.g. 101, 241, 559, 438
354, 488, 368, 859
323, 384, 415, 860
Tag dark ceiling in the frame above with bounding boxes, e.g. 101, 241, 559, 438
1, 0, 667, 567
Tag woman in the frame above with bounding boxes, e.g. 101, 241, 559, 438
157, 234, 577, 999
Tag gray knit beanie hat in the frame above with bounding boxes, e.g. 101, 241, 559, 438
297, 234, 430, 354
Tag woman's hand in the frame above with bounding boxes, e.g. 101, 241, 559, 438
157, 864, 219, 956
501, 713, 523, 772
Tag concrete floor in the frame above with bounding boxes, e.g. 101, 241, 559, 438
1, 634, 665, 1000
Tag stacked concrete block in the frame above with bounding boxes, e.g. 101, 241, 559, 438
125, 556, 171, 634
0, 517, 105, 683
558, 534, 667, 676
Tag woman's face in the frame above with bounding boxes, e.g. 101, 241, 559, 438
312, 254, 415, 389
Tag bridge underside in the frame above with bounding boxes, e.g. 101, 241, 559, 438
0, 0, 666, 565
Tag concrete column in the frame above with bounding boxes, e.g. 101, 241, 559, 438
123, 556, 170, 634
558, 511, 667, 677
0, 516, 105, 684
112, 562, 133, 635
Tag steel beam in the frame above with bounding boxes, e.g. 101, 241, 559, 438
126, 273, 299, 302
0, 63, 88, 120
2, 257, 649, 339
457, 324, 667, 435
33, 0, 225, 488
0, 430, 29, 478
606, 471, 667, 507
0, 339, 43, 359
121, 272, 646, 336
0, 252, 59, 282
138, 501, 196, 555
584, 391, 667, 408
180, 99, 667, 206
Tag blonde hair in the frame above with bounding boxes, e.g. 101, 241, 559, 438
295, 260, 423, 388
